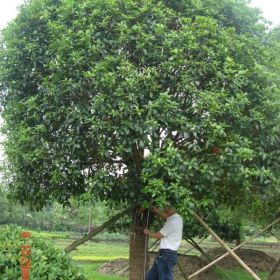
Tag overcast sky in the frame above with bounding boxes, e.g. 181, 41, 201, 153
0, 0, 280, 29
0, 0, 25, 29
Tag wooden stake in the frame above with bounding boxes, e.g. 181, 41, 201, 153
188, 216, 280, 279
177, 257, 188, 280
270, 230, 280, 242
189, 210, 261, 280
267, 256, 280, 280
64, 207, 132, 253
183, 236, 234, 280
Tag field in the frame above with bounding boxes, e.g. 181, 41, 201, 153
54, 238, 129, 279
78, 263, 127, 280
214, 268, 268, 280
41, 232, 278, 280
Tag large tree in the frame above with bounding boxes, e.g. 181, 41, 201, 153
1, 0, 280, 278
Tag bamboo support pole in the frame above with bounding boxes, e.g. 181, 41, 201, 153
188, 216, 280, 279
177, 257, 188, 280
64, 207, 132, 253
267, 256, 280, 280
189, 210, 261, 280
270, 231, 280, 242
183, 236, 207, 255
149, 239, 159, 252
183, 236, 234, 280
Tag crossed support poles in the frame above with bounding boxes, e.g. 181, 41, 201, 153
188, 210, 280, 280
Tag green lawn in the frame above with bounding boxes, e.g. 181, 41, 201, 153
54, 239, 129, 262
215, 268, 269, 280
29, 230, 70, 239
54, 240, 129, 279
78, 262, 128, 280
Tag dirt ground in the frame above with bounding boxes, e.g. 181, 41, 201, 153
269, 272, 280, 280
98, 254, 218, 280
207, 248, 279, 272
98, 248, 279, 280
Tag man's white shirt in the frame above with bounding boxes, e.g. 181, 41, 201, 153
159, 213, 183, 251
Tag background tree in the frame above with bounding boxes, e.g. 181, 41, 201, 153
1, 0, 280, 279
0, 187, 108, 232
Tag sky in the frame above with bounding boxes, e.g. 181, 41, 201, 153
0, 0, 280, 29
249, 0, 280, 26
0, 0, 25, 29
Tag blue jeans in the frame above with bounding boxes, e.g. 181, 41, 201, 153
145, 249, 177, 280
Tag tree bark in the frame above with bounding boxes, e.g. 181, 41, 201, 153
129, 207, 150, 280
236, 234, 241, 246
64, 207, 131, 253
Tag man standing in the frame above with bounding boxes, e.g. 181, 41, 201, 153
143, 205, 183, 280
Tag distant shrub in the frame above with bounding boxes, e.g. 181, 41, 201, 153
0, 225, 86, 280
31, 230, 70, 240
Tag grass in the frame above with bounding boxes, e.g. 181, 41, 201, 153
53, 240, 129, 279
78, 262, 128, 280
54, 239, 129, 262
215, 268, 269, 280
28, 229, 70, 239
73, 255, 128, 261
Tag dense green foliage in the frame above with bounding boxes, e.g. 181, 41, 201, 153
268, 26, 280, 76
0, 0, 279, 226
0, 225, 86, 280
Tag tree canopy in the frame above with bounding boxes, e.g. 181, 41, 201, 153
0, 0, 280, 220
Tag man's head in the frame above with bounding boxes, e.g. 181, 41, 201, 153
163, 206, 176, 218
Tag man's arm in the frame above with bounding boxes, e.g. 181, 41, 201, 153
143, 228, 164, 240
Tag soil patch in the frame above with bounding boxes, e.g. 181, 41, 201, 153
270, 271, 280, 280
99, 253, 219, 280
98, 249, 279, 279
207, 248, 279, 272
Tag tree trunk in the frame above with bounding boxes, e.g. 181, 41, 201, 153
129, 207, 150, 280
236, 237, 241, 246
236, 232, 241, 246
